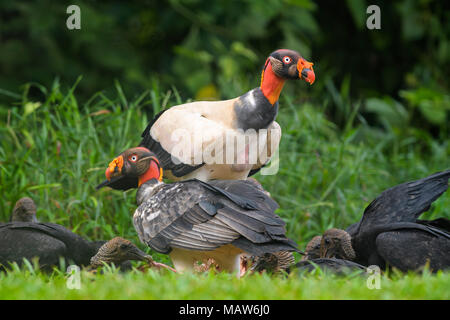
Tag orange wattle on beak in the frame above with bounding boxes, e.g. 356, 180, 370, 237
297, 58, 315, 85
105, 156, 124, 181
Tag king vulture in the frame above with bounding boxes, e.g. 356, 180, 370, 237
99, 147, 299, 276
103, 49, 315, 190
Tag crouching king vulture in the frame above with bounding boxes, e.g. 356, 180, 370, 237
98, 147, 299, 275
101, 49, 315, 190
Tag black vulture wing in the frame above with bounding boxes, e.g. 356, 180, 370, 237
292, 258, 366, 274
357, 170, 450, 232
0, 222, 98, 268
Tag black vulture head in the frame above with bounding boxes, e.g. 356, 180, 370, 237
11, 197, 38, 222
90, 237, 152, 268
248, 251, 295, 274
320, 228, 356, 260
303, 235, 323, 260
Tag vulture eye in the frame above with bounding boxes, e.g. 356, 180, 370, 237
129, 155, 138, 162
282, 56, 291, 64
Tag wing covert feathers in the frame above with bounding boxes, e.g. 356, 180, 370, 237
133, 179, 298, 255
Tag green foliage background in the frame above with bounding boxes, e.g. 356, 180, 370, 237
0, 0, 449, 132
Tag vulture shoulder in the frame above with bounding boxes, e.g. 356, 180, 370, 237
0, 222, 102, 268
140, 99, 242, 178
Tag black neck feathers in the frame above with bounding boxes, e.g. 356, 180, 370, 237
233, 88, 278, 131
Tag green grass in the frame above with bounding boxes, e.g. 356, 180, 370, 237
0, 80, 449, 299
1, 266, 449, 300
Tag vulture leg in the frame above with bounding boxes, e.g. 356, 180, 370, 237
169, 245, 243, 277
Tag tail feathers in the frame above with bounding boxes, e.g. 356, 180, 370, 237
209, 179, 278, 212
216, 206, 287, 244
196, 180, 259, 210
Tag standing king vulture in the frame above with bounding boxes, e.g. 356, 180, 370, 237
102, 49, 315, 190
99, 147, 299, 275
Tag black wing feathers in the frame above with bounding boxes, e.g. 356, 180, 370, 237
360, 169, 450, 227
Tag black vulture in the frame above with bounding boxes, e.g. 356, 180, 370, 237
2, 200, 176, 272
345, 169, 450, 271
90, 237, 176, 272
291, 231, 363, 275
319, 228, 356, 260
246, 233, 364, 275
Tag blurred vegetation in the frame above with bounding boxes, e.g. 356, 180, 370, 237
0, 0, 448, 138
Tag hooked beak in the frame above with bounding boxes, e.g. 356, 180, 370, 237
128, 247, 153, 262
297, 58, 315, 85
105, 156, 124, 181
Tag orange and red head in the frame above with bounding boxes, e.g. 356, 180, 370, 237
101, 147, 162, 189
260, 49, 315, 104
